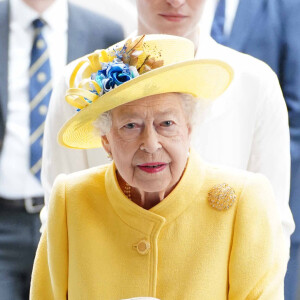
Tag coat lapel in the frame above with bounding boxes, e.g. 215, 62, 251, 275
226, 0, 266, 51
0, 0, 9, 125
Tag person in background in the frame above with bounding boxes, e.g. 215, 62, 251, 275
205, 1, 300, 298
0, 0, 123, 298
41, 0, 294, 266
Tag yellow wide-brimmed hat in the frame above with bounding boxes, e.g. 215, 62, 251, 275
59, 34, 233, 149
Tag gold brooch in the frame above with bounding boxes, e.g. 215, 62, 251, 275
208, 183, 236, 211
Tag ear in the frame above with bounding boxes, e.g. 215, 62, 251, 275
101, 135, 112, 156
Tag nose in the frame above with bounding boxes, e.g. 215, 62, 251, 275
166, 0, 186, 8
140, 125, 162, 154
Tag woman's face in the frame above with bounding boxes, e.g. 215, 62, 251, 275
102, 93, 192, 194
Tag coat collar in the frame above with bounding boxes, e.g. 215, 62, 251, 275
226, 0, 266, 50
105, 149, 206, 234
0, 0, 9, 124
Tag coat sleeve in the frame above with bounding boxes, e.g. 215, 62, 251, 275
246, 68, 294, 241
40, 64, 110, 229
41, 68, 90, 206
30, 174, 68, 300
280, 0, 300, 240
228, 174, 288, 300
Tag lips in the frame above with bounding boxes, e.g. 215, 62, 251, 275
159, 13, 188, 22
137, 162, 168, 173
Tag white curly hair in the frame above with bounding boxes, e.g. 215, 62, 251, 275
93, 93, 209, 136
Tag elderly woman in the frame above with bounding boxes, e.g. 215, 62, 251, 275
30, 35, 287, 300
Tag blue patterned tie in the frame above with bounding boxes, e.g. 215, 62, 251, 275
211, 0, 226, 44
29, 19, 52, 181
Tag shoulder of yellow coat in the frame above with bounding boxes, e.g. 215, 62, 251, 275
60, 163, 110, 187
50, 163, 110, 206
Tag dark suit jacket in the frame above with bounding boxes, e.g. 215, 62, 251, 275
0, 0, 124, 152
223, 0, 300, 242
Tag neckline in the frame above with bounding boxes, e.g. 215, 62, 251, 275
105, 149, 206, 234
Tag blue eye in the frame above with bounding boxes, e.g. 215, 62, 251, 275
124, 123, 136, 129
161, 120, 174, 127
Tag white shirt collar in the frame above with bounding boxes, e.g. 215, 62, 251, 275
42, 0, 68, 31
10, 0, 39, 29
10, 0, 68, 31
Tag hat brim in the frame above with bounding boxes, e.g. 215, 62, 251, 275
58, 59, 233, 149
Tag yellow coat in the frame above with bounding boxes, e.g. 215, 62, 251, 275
30, 151, 287, 300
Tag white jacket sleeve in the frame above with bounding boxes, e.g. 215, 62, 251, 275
41, 66, 109, 227
247, 69, 295, 240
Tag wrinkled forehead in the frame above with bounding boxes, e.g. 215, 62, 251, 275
111, 93, 185, 119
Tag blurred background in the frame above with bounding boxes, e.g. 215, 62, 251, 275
69, 0, 137, 36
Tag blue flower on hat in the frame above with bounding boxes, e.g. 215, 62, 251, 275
94, 59, 139, 94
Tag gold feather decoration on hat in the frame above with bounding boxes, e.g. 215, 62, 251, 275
139, 56, 164, 74
121, 35, 144, 66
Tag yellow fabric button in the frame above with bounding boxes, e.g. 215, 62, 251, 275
208, 183, 236, 211
133, 240, 150, 255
